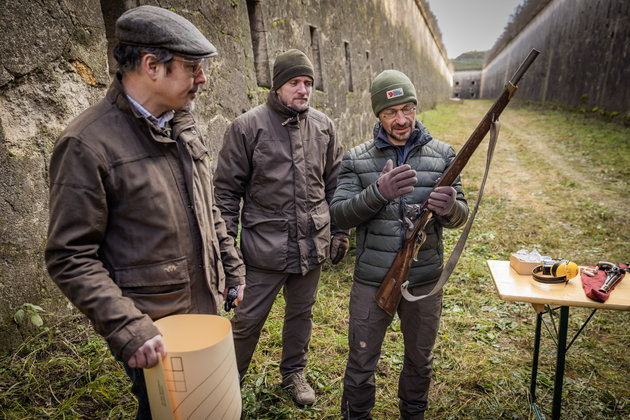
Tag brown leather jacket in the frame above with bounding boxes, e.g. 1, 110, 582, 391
45, 75, 245, 362
214, 91, 344, 275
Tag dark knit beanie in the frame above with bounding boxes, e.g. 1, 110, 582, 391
370, 70, 417, 116
272, 49, 314, 90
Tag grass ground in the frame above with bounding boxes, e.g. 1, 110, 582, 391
1, 100, 628, 419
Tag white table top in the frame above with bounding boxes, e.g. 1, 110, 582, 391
486, 260, 630, 312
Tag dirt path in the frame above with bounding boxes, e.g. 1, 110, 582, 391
420, 99, 630, 262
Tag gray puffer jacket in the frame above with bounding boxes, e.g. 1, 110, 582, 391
330, 120, 468, 288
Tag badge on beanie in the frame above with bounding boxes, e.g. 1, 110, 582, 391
387, 88, 404, 99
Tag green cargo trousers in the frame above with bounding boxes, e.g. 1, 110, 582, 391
341, 281, 443, 419
230, 266, 321, 380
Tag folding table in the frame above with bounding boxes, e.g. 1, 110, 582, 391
486, 260, 630, 419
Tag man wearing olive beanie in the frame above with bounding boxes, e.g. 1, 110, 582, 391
330, 70, 469, 419
214, 49, 348, 407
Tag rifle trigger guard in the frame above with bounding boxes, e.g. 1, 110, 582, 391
412, 231, 426, 262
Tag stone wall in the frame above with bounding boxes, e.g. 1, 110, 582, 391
452, 71, 481, 99
480, 0, 630, 115
0, 0, 451, 352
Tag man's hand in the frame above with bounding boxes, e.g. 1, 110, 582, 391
223, 284, 245, 310
127, 334, 166, 369
426, 186, 457, 216
377, 159, 417, 201
330, 232, 349, 264
223, 284, 245, 301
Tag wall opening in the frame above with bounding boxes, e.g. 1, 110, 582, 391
344, 41, 353, 92
310, 26, 325, 91
100, 0, 133, 76
246, 0, 271, 88
366, 50, 372, 89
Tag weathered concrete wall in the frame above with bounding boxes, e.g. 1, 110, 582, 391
452, 71, 481, 99
0, 0, 112, 350
480, 0, 630, 115
245, 0, 452, 147
0, 0, 451, 352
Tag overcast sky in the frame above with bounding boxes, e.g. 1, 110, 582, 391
426, 0, 524, 59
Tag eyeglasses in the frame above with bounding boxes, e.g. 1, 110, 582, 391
173, 57, 205, 77
380, 104, 417, 120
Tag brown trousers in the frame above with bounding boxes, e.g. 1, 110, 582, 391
341, 281, 443, 419
230, 266, 321, 380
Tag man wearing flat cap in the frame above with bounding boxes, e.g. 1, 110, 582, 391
214, 49, 348, 406
330, 70, 469, 419
45, 5, 245, 418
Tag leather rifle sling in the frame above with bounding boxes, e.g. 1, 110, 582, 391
401, 118, 499, 302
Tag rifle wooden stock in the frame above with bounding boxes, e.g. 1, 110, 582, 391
374, 49, 540, 316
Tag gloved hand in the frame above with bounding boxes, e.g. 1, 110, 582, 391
377, 159, 417, 201
426, 186, 457, 216
330, 232, 349, 264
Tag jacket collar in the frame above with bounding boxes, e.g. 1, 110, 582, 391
267, 90, 310, 126
107, 73, 195, 141
373, 119, 432, 151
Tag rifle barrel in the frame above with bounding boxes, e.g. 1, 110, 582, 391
509, 49, 540, 86
374, 48, 540, 315
437, 48, 540, 188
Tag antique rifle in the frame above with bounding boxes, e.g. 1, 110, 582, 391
374, 48, 540, 316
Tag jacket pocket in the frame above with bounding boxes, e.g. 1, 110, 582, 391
310, 204, 331, 264
241, 217, 288, 271
115, 256, 191, 320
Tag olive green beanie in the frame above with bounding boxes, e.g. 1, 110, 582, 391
370, 70, 417, 116
272, 49, 314, 90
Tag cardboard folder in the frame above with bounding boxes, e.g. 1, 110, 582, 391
143, 314, 241, 419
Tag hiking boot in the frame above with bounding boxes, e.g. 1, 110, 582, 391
282, 372, 315, 406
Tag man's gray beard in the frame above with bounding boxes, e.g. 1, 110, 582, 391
387, 127, 411, 143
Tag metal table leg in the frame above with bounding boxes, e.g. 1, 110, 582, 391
530, 311, 544, 420
528, 305, 598, 418
551, 306, 569, 420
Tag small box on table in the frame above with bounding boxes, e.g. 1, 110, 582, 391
509, 253, 541, 275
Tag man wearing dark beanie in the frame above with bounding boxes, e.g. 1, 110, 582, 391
214, 49, 348, 407
330, 70, 469, 419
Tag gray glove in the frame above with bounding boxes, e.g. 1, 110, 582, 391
377, 159, 417, 201
426, 186, 457, 216
330, 232, 349, 264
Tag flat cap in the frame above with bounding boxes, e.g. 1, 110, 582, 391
115, 5, 217, 58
